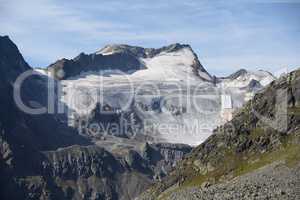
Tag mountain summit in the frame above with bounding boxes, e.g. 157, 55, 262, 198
97, 43, 195, 58
47, 43, 212, 81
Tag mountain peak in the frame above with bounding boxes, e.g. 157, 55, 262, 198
96, 43, 192, 58
0, 35, 31, 81
226, 69, 248, 79
0, 35, 15, 45
96, 44, 146, 57
48, 42, 211, 81
159, 43, 191, 51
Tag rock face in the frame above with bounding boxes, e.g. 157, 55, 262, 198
40, 145, 151, 200
0, 35, 30, 80
226, 69, 249, 80
0, 35, 90, 199
0, 36, 193, 200
48, 52, 143, 80
138, 69, 300, 199
0, 36, 89, 151
140, 143, 192, 179
77, 102, 144, 138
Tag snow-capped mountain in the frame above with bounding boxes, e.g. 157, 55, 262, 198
44, 44, 276, 145
219, 69, 276, 88
48, 43, 212, 82
217, 69, 276, 103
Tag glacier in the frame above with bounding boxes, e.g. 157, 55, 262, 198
42, 44, 276, 146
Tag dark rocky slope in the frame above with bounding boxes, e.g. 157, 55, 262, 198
138, 69, 300, 199
0, 35, 91, 199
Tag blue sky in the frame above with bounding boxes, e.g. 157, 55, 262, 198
0, 0, 299, 76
